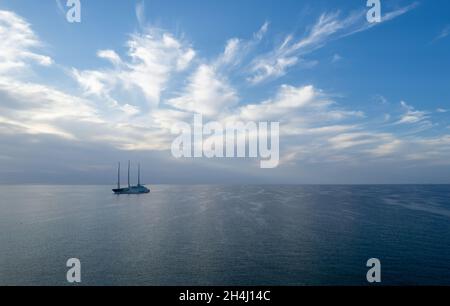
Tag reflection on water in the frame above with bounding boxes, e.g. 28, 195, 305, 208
0, 185, 449, 285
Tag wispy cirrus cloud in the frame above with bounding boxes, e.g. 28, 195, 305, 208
135, 0, 146, 28
432, 24, 450, 42
215, 21, 269, 69
395, 101, 430, 125
247, 3, 418, 84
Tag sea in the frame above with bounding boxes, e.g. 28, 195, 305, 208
0, 185, 449, 285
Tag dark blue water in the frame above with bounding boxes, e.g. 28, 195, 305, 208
1, 185, 450, 285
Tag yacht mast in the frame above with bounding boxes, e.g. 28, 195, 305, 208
128, 160, 131, 188
138, 163, 141, 186
117, 162, 121, 189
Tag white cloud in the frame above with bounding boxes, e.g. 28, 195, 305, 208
0, 10, 53, 74
0, 74, 176, 151
369, 139, 403, 157
165, 22, 270, 117
234, 84, 364, 127
248, 56, 298, 84
136, 1, 146, 28
72, 28, 196, 108
71, 68, 112, 97
97, 50, 122, 66
331, 53, 342, 63
236, 85, 327, 122
255, 21, 269, 40
214, 22, 270, 71
382, 2, 419, 22
396, 101, 430, 125
166, 64, 238, 116
373, 94, 388, 105
0, 77, 99, 140
432, 25, 450, 42
0, 10, 180, 152
217, 38, 241, 66
401, 135, 450, 165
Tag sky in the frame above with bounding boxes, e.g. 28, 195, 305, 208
0, 0, 449, 184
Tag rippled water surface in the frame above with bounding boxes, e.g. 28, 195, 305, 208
1, 185, 450, 285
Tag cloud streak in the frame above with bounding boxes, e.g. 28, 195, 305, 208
247, 3, 418, 84
433, 25, 450, 42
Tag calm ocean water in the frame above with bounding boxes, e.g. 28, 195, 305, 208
0, 185, 449, 285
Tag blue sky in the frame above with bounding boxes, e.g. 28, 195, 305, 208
0, 0, 450, 184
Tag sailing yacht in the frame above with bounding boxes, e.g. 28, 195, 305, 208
112, 161, 150, 194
